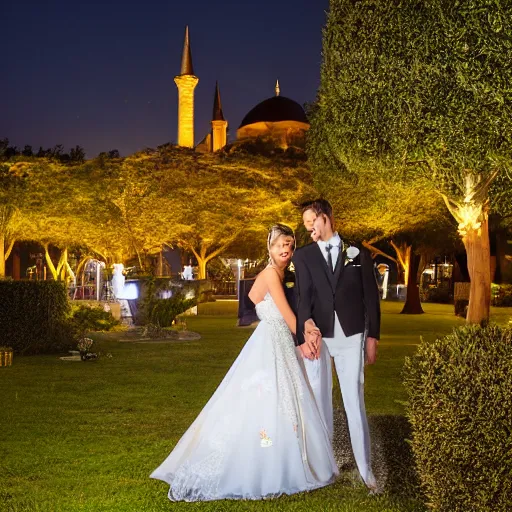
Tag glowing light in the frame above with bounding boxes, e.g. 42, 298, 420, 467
118, 282, 138, 300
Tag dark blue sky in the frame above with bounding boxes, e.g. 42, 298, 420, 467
2, 0, 328, 158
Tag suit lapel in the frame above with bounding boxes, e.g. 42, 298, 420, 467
333, 246, 345, 287
313, 243, 336, 291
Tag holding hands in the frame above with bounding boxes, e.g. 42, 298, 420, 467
300, 319, 322, 360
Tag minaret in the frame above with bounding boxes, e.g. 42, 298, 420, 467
275, 79, 280, 97
211, 81, 227, 152
174, 26, 198, 148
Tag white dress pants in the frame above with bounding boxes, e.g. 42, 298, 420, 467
302, 314, 375, 487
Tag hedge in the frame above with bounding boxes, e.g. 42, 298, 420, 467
0, 280, 74, 354
404, 324, 512, 511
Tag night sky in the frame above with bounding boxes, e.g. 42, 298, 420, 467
3, 0, 329, 158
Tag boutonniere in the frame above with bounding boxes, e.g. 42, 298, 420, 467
285, 281, 295, 288
345, 246, 360, 266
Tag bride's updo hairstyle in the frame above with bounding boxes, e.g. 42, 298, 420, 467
267, 223, 295, 265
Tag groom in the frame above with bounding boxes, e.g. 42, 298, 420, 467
292, 199, 380, 490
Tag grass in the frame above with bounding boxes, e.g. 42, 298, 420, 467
1, 302, 510, 512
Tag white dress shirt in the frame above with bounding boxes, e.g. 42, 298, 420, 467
317, 232, 342, 271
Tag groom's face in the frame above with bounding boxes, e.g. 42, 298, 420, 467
311, 214, 331, 242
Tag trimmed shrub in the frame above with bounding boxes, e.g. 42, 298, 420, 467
420, 286, 453, 304
69, 304, 119, 335
148, 295, 196, 327
404, 325, 512, 511
0, 281, 74, 354
491, 283, 512, 307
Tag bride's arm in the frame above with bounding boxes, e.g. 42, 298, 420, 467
266, 268, 297, 335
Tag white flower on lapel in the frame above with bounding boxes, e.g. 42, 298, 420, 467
345, 246, 360, 266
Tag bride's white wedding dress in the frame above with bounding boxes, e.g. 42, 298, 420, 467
150, 292, 338, 501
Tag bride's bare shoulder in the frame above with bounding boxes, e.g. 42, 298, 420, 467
256, 267, 282, 289
249, 269, 269, 302
249, 268, 280, 302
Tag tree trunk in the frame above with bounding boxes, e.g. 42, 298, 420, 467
44, 244, 58, 280
5, 238, 15, 261
390, 240, 411, 285
58, 247, 68, 281
463, 214, 491, 324
190, 236, 240, 281
197, 258, 207, 280
401, 251, 424, 314
0, 234, 5, 278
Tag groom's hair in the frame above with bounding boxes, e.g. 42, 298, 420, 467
310, 199, 334, 229
300, 200, 315, 213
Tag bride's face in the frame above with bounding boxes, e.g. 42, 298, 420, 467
270, 235, 294, 267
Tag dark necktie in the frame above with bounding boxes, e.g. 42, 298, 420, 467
325, 244, 334, 273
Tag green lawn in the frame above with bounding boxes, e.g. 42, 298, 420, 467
1, 302, 510, 512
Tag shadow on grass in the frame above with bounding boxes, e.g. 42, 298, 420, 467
333, 408, 423, 502
371, 415, 422, 500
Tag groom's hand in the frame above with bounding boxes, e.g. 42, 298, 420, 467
303, 319, 322, 360
308, 331, 322, 360
365, 337, 378, 365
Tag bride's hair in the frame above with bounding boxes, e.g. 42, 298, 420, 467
267, 224, 295, 265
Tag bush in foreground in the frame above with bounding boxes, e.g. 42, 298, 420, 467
69, 303, 119, 335
0, 280, 74, 354
404, 324, 512, 511
148, 295, 196, 327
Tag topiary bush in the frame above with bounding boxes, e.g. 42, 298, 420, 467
68, 303, 119, 336
148, 294, 196, 327
404, 324, 512, 511
0, 280, 74, 354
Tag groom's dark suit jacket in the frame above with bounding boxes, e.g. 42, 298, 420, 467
292, 242, 380, 346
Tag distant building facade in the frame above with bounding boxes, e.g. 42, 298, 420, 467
175, 26, 310, 153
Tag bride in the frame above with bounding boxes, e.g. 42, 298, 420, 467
150, 224, 338, 501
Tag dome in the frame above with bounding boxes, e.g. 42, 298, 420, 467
239, 96, 308, 128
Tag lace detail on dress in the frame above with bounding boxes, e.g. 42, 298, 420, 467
256, 294, 304, 431
169, 413, 234, 501
170, 452, 224, 501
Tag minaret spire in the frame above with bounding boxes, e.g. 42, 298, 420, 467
180, 25, 194, 76
211, 81, 228, 152
275, 79, 280, 97
212, 81, 225, 121
174, 25, 199, 148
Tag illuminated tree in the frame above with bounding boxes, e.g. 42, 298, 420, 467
0, 162, 26, 277
10, 159, 125, 280
119, 146, 313, 279
4, 144, 313, 282
309, 0, 512, 323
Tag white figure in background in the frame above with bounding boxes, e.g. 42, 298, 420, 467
182, 264, 194, 281
111, 263, 126, 299
377, 263, 390, 300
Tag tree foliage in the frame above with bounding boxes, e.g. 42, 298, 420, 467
1, 143, 313, 279
309, 0, 512, 322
